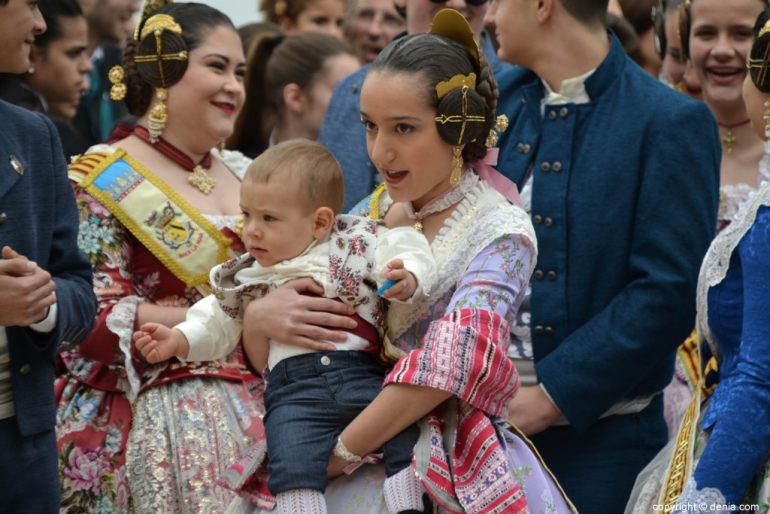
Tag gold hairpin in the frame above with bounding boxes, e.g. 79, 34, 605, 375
434, 85, 485, 145
435, 73, 477, 100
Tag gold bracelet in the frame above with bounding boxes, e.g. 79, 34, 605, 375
333, 436, 362, 463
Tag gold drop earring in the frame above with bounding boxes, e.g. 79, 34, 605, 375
450, 146, 464, 186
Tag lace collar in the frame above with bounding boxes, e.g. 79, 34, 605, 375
697, 176, 770, 356
403, 172, 479, 231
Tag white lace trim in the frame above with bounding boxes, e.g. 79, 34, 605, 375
697, 179, 770, 357
387, 180, 537, 339
203, 213, 241, 231
404, 172, 478, 220
674, 477, 728, 512
719, 183, 757, 225
215, 148, 251, 180
107, 295, 159, 403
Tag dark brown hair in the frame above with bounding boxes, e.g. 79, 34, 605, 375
228, 32, 355, 155
749, 7, 770, 92
123, 2, 235, 117
245, 139, 345, 214
35, 0, 84, 50
370, 32, 497, 164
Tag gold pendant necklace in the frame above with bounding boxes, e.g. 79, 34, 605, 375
718, 119, 751, 155
188, 165, 216, 194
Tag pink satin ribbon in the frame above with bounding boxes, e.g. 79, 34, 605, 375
472, 148, 521, 206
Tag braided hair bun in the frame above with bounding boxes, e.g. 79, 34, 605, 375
135, 14, 189, 89
434, 82, 488, 146
750, 14, 770, 93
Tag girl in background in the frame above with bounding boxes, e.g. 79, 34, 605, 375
228, 32, 359, 158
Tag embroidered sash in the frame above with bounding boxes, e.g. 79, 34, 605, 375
69, 148, 232, 288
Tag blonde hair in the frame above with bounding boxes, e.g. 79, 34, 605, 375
244, 139, 344, 214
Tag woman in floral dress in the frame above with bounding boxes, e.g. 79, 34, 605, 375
228, 10, 575, 514
55, 3, 262, 512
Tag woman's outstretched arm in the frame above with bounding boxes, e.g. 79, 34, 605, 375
241, 278, 359, 368
334, 233, 534, 469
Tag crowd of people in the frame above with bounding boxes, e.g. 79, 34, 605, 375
1, 0, 769, 513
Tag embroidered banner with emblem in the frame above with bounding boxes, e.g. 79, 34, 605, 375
71, 149, 231, 287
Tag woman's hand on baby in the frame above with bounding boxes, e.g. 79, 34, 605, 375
242, 278, 357, 352
133, 323, 187, 364
380, 259, 417, 301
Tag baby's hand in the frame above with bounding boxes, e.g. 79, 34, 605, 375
380, 259, 417, 301
133, 323, 184, 364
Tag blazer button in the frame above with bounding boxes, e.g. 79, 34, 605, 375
533, 214, 543, 224
544, 217, 553, 227
544, 326, 554, 335
541, 162, 551, 172
19, 364, 31, 375
547, 271, 557, 281
534, 270, 544, 280
552, 161, 563, 172
0, 212, 7, 224
534, 325, 545, 335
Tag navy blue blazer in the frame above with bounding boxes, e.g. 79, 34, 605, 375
495, 35, 721, 431
0, 100, 96, 437
320, 31, 512, 212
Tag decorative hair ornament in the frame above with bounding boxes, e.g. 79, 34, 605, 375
429, 9, 489, 147
109, 65, 127, 101
748, 18, 770, 93
435, 73, 477, 100
450, 145, 464, 186
134, 11, 188, 142
764, 99, 770, 139
485, 114, 510, 148
134, 0, 172, 41
434, 84, 486, 145
429, 8, 480, 68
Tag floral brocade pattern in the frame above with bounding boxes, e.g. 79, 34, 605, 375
56, 147, 261, 513
127, 379, 263, 513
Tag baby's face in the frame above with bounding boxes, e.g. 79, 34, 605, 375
240, 180, 317, 267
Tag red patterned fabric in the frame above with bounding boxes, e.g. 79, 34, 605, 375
385, 308, 527, 514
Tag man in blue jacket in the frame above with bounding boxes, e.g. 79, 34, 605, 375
485, 0, 719, 512
320, 0, 512, 211
0, 0, 97, 511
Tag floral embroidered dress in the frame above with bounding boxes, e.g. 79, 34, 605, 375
227, 174, 576, 514
55, 146, 263, 513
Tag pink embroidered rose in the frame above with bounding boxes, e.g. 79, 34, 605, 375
63, 446, 110, 492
